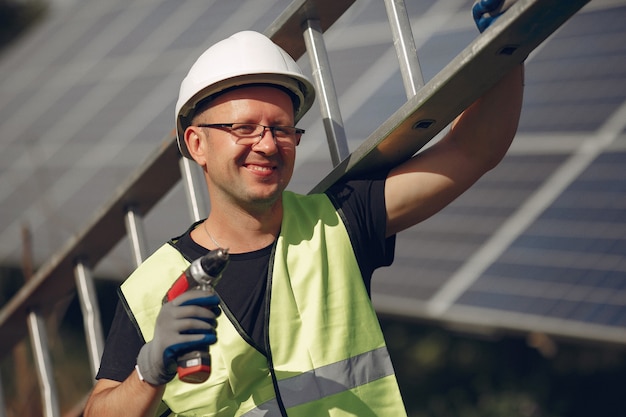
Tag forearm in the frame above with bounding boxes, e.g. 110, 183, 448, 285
449, 63, 524, 170
84, 369, 166, 417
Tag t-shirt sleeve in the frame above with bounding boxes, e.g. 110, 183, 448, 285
325, 173, 395, 293
95, 295, 145, 382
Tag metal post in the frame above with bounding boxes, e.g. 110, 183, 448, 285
27, 312, 60, 417
124, 205, 148, 267
384, 0, 424, 98
74, 261, 105, 379
302, 18, 349, 167
180, 157, 207, 222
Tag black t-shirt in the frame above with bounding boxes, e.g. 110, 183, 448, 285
96, 176, 394, 382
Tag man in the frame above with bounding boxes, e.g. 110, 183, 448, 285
85, 2, 523, 416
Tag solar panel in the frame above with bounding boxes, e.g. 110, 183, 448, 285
0, 0, 624, 346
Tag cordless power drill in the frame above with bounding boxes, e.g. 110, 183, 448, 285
163, 248, 230, 383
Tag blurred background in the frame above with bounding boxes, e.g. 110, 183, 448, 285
1, 0, 625, 416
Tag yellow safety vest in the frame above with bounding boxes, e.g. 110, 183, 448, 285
121, 191, 407, 416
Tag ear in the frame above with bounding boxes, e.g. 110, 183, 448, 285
185, 126, 207, 166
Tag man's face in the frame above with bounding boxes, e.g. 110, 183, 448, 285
189, 85, 299, 212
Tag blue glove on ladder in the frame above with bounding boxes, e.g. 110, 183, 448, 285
473, 0, 519, 32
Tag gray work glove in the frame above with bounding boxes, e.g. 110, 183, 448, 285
136, 289, 221, 386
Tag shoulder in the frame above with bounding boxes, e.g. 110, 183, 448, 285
324, 174, 389, 223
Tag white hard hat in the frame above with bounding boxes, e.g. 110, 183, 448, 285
175, 31, 316, 159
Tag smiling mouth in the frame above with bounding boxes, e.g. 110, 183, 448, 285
245, 164, 275, 173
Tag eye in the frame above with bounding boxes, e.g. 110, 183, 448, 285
273, 126, 295, 138
232, 124, 258, 136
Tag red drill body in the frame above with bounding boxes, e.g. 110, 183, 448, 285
163, 248, 229, 383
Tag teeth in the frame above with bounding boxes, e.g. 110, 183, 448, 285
248, 165, 272, 172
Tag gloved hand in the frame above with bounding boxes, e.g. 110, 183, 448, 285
472, 0, 519, 33
136, 289, 221, 386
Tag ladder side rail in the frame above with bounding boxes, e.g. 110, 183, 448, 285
303, 18, 349, 166
27, 311, 61, 417
74, 261, 105, 380
384, 0, 425, 99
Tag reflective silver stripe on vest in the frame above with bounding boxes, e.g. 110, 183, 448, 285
241, 399, 281, 417
242, 346, 394, 416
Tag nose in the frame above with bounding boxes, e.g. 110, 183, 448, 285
252, 127, 278, 153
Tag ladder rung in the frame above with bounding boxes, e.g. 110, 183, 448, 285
384, 0, 424, 98
27, 311, 60, 417
265, 0, 356, 59
124, 206, 148, 267
74, 261, 105, 379
303, 18, 349, 166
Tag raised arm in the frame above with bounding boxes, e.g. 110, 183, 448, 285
385, 64, 524, 236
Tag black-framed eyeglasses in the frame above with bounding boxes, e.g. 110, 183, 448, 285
195, 123, 305, 147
